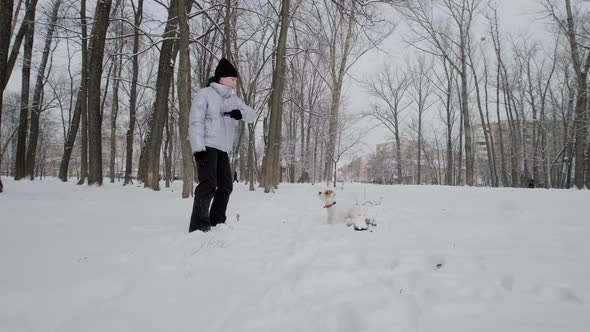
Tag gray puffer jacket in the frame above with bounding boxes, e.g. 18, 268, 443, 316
189, 82, 256, 153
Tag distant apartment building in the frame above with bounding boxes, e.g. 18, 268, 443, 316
343, 135, 441, 184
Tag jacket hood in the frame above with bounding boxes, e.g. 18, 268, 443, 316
210, 82, 232, 98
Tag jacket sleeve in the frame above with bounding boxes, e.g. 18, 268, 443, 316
238, 98, 257, 124
189, 90, 207, 153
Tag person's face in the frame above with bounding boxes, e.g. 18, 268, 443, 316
219, 76, 238, 89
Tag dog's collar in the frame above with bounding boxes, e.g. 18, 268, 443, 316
323, 202, 336, 209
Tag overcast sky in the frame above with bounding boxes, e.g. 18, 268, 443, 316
347, 0, 558, 155
6, 0, 587, 160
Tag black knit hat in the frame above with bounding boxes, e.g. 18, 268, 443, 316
214, 58, 238, 78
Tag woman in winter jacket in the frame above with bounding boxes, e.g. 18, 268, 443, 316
188, 58, 256, 233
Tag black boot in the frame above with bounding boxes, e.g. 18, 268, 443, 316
189, 197, 212, 232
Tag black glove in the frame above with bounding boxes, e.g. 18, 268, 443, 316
223, 109, 243, 120
194, 150, 208, 167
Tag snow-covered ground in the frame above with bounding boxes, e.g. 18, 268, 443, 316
1, 178, 589, 332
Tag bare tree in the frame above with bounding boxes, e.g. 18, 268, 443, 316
14, 0, 37, 180
467, 30, 496, 186
299, 1, 393, 184
315, 1, 357, 182
398, 0, 482, 186
479, 38, 498, 187
235, 2, 274, 190
330, 112, 366, 186
539, 41, 559, 188
543, 0, 589, 188
262, 0, 291, 193
86, 0, 113, 186
77, 0, 89, 185
431, 57, 459, 185
123, 0, 143, 185
0, 0, 39, 189
109, 1, 124, 183
139, 0, 179, 189
57, 1, 85, 182
24, 0, 61, 180
177, 0, 193, 198
488, 3, 509, 186
0, 121, 18, 187
407, 55, 434, 184
363, 65, 410, 184
284, 16, 331, 185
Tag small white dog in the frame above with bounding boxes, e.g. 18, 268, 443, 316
318, 189, 370, 231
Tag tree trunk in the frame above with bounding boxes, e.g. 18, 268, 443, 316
25, 0, 60, 180
325, 87, 341, 183
223, 0, 234, 60
248, 124, 255, 190
262, 0, 290, 193
324, 8, 355, 183
468, 48, 494, 186
460, 29, 474, 186
313, 126, 320, 185
299, 103, 305, 181
540, 47, 556, 188
79, 103, 89, 184
490, 10, 508, 187
124, 0, 143, 185
177, 0, 193, 197
526, 60, 539, 183
395, 121, 402, 185
110, 53, 122, 183
140, 0, 179, 190
15, 0, 36, 180
585, 132, 590, 188
482, 52, 498, 187
259, 116, 268, 188
77, 0, 89, 185
0, 95, 5, 187
417, 109, 422, 185
1, 0, 39, 154
239, 134, 246, 182
0, 0, 14, 145
59, 89, 83, 181
444, 61, 454, 185
496, 90, 508, 187
502, 80, 518, 186
164, 113, 173, 188
508, 70, 525, 187
305, 111, 313, 181
563, 85, 576, 188
457, 80, 463, 185
564, 0, 589, 188
288, 112, 297, 183
86, 0, 112, 186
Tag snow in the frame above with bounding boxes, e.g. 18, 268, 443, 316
1, 178, 589, 332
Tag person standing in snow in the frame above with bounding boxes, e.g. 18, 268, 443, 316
188, 58, 257, 233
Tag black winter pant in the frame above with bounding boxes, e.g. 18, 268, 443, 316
189, 147, 233, 232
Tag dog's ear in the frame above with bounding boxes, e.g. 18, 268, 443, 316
328, 190, 336, 197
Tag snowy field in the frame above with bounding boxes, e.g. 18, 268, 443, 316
1, 178, 589, 332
